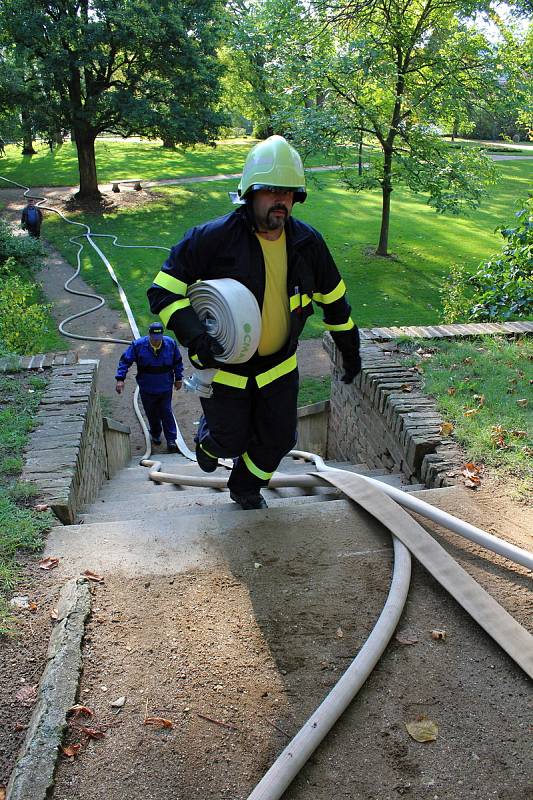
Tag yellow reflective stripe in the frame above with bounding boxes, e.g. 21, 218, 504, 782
159, 298, 191, 326
313, 280, 346, 305
190, 353, 203, 367
324, 318, 355, 332
152, 272, 188, 296
243, 452, 274, 481
290, 294, 301, 311
212, 370, 248, 389
302, 293, 312, 307
200, 442, 217, 460
255, 354, 297, 389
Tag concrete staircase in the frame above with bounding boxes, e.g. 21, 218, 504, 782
44, 454, 429, 578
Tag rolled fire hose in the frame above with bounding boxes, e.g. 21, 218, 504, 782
184, 278, 261, 397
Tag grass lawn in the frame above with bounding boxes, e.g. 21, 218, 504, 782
0, 372, 53, 634
0, 138, 344, 188
40, 159, 532, 334
398, 336, 532, 496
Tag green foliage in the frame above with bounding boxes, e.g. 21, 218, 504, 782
0, 218, 43, 274
0, 373, 51, 634
0, 271, 53, 354
441, 198, 533, 322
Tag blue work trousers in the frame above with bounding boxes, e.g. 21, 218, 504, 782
140, 389, 176, 443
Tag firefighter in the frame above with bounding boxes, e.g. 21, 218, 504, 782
115, 322, 183, 453
147, 135, 360, 509
21, 198, 43, 239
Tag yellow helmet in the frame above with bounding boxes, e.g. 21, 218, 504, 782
238, 135, 307, 203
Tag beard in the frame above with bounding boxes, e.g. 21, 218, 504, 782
256, 204, 289, 231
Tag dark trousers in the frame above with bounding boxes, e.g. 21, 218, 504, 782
197, 368, 299, 494
27, 226, 41, 239
140, 389, 177, 443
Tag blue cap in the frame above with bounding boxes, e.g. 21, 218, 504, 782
148, 322, 164, 337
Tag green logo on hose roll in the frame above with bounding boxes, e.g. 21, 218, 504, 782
238, 322, 254, 360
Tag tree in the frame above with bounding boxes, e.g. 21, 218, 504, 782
1, 0, 225, 198
274, 0, 499, 255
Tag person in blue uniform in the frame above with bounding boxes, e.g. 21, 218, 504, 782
115, 322, 183, 452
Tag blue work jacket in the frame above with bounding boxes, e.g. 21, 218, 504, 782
115, 335, 183, 394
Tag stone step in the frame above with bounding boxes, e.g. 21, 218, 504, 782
79, 488, 340, 523
44, 498, 392, 578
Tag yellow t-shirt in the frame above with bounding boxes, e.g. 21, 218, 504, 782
256, 231, 290, 356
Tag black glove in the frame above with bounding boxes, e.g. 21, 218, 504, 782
188, 332, 224, 369
340, 350, 361, 384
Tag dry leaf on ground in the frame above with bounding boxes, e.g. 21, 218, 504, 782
516, 398, 528, 407
440, 422, 454, 437
0, 786, 5, 800
34, 503, 49, 512
15, 684, 38, 707
62, 744, 82, 758
79, 726, 106, 739
405, 717, 439, 742
401, 383, 413, 393
82, 570, 104, 583
395, 631, 418, 646
110, 696, 126, 708
68, 704, 94, 717
431, 629, 447, 640
38, 556, 59, 570
144, 716, 173, 729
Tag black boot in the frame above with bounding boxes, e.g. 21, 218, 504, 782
230, 491, 268, 510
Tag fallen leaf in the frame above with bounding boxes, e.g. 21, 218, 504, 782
395, 631, 418, 646
462, 357, 473, 364
15, 684, 38, 707
405, 717, 439, 743
464, 479, 480, 489
68, 704, 94, 717
38, 556, 59, 571
431, 629, 447, 640
34, 503, 49, 512
400, 383, 413, 393
62, 744, 82, 758
110, 696, 126, 708
516, 398, 528, 407
14, 722, 25, 732
253, 562, 262, 570
144, 717, 173, 729
446, 471, 456, 478
50, 608, 59, 621
510, 430, 527, 438
439, 422, 454, 437
336, 627, 344, 638
28, 602, 37, 613
0, 787, 5, 800
463, 409, 478, 417
79, 726, 105, 739
447, 387, 456, 396
472, 394, 485, 406
82, 570, 104, 583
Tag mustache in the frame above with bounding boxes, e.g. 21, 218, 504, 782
268, 204, 288, 214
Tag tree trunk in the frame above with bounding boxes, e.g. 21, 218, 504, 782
376, 149, 393, 256
21, 111, 36, 155
358, 130, 363, 176
75, 131, 100, 199
162, 139, 176, 148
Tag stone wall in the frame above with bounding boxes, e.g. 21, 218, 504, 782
103, 417, 133, 478
297, 400, 329, 456
324, 335, 463, 487
21, 362, 130, 523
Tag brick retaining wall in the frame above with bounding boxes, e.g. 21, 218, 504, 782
323, 335, 463, 487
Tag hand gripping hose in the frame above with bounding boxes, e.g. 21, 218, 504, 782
183, 278, 261, 396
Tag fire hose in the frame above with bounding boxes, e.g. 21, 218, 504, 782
2, 177, 531, 800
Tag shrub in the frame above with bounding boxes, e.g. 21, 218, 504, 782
0, 219, 43, 276
441, 198, 533, 322
0, 272, 52, 354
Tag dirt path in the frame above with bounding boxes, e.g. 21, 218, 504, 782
0, 188, 532, 800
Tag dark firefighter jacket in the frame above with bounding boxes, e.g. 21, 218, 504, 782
147, 204, 359, 386
115, 336, 183, 394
